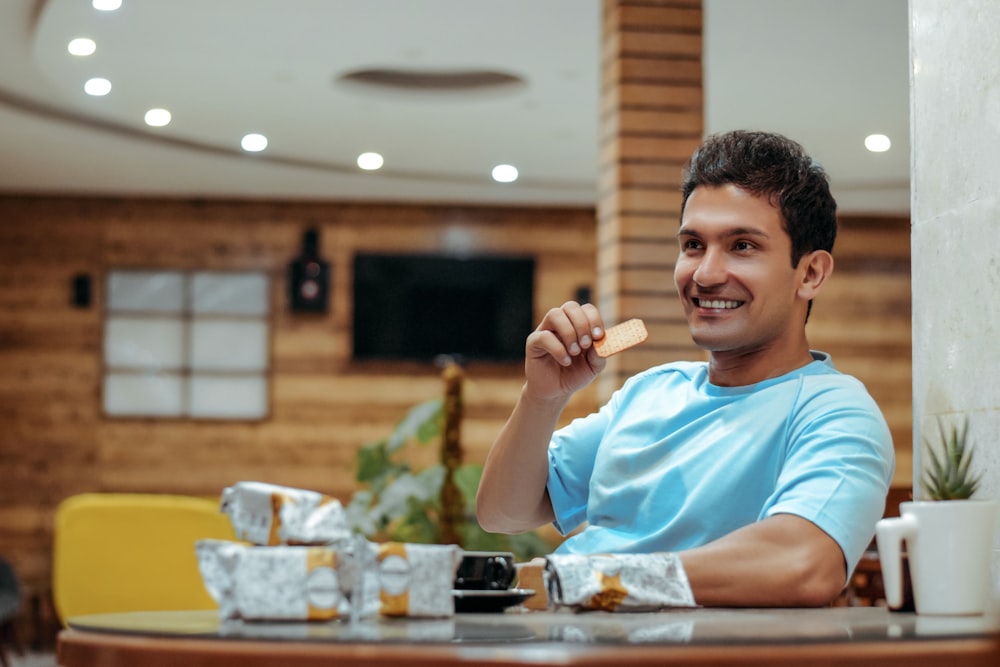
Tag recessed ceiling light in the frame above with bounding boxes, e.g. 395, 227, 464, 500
241, 133, 268, 152
491, 164, 518, 183
864, 134, 891, 152
84, 77, 111, 96
68, 38, 96, 56
92, 0, 123, 10
357, 152, 384, 170
144, 108, 171, 127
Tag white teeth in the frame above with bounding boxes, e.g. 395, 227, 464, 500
698, 299, 740, 309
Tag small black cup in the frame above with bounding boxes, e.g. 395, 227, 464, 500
454, 551, 516, 591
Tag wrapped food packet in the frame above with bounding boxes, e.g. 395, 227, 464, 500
545, 552, 697, 612
220, 481, 351, 546
197, 539, 351, 621
197, 537, 462, 621
354, 541, 463, 618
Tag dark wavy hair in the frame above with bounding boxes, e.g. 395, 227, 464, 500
680, 130, 837, 267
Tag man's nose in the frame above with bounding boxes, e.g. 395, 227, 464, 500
692, 248, 727, 286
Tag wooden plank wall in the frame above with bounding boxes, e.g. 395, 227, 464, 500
597, 0, 705, 397
808, 215, 914, 483
0, 196, 599, 597
0, 195, 910, 643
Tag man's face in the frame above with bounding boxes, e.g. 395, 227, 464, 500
674, 183, 809, 355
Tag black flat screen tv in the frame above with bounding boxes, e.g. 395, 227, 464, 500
352, 253, 535, 363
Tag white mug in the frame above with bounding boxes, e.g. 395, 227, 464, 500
876, 500, 997, 615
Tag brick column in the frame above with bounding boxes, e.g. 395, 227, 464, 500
597, 0, 705, 399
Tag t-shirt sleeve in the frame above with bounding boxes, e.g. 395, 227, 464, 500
546, 402, 614, 535
762, 379, 895, 578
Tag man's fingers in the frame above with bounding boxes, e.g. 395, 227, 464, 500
545, 303, 603, 352
527, 329, 574, 366
579, 302, 605, 342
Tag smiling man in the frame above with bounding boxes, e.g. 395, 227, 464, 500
476, 130, 895, 607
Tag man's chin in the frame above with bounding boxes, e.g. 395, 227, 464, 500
688, 330, 737, 353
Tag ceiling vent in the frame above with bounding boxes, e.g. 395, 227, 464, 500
337, 68, 525, 94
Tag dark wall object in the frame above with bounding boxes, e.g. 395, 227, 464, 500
288, 228, 330, 313
352, 253, 535, 363
71, 274, 91, 308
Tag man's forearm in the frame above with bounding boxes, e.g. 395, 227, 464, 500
679, 514, 847, 607
475, 388, 567, 533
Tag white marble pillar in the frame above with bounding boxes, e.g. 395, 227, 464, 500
909, 0, 1000, 578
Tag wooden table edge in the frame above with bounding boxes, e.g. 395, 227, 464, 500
57, 627, 1000, 667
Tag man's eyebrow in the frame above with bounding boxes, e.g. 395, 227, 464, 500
676, 226, 771, 239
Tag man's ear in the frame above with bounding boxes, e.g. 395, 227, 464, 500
797, 250, 834, 301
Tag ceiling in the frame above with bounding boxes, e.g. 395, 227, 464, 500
0, 0, 910, 214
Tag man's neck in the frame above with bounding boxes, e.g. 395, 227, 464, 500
707, 343, 816, 387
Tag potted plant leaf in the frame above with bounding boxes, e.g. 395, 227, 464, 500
876, 416, 997, 615
921, 417, 981, 501
344, 363, 556, 562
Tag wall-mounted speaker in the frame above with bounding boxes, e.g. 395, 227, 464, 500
71, 273, 92, 308
288, 228, 330, 313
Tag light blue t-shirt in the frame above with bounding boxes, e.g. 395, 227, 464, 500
546, 351, 894, 575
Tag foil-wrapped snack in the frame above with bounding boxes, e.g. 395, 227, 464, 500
354, 542, 463, 618
220, 481, 351, 546
545, 552, 697, 612
197, 539, 351, 621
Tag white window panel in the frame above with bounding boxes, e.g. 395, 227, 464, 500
192, 272, 269, 315
189, 319, 268, 371
104, 316, 185, 369
103, 268, 271, 420
103, 372, 185, 417
107, 271, 185, 313
188, 375, 268, 419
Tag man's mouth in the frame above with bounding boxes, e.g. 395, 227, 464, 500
692, 297, 743, 310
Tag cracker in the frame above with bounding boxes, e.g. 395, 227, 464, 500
593, 318, 648, 358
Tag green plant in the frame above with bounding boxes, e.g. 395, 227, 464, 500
344, 395, 555, 562
922, 416, 981, 500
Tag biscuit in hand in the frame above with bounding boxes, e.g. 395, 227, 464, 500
593, 318, 648, 358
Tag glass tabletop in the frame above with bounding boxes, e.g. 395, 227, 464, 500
67, 607, 1000, 647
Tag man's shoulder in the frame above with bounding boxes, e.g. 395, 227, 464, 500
629, 360, 707, 386
795, 358, 888, 424
800, 353, 872, 393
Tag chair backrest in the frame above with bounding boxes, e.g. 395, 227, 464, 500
52, 493, 236, 624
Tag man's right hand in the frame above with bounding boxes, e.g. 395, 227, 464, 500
523, 301, 607, 402
476, 301, 607, 534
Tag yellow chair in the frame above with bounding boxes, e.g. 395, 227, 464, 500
52, 493, 236, 624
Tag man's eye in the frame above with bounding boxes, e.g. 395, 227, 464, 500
734, 240, 754, 251
681, 239, 702, 250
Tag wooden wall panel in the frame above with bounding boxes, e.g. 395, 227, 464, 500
809, 216, 913, 485
598, 0, 705, 397
0, 195, 598, 599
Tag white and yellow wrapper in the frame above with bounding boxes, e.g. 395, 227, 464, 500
353, 542, 463, 618
545, 552, 697, 612
220, 481, 351, 546
196, 540, 351, 621
204, 483, 463, 621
